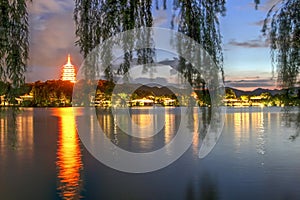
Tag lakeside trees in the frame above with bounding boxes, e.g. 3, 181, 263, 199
0, 79, 299, 107
0, 80, 73, 107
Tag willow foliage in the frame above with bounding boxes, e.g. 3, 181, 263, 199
74, 0, 153, 78
74, 0, 226, 87
74, 0, 153, 56
260, 0, 300, 88
172, 0, 226, 87
0, 0, 30, 89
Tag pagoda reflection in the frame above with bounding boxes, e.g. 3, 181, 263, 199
56, 108, 83, 199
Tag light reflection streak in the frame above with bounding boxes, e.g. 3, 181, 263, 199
256, 112, 266, 155
0, 108, 33, 158
192, 109, 200, 156
164, 108, 174, 145
228, 110, 270, 156
125, 111, 155, 150
16, 112, 34, 155
56, 108, 83, 200
131, 113, 151, 127
233, 112, 251, 152
95, 108, 201, 154
164, 108, 175, 154
0, 116, 6, 154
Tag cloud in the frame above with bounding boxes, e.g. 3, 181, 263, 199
225, 78, 277, 89
258, 0, 281, 11
241, 0, 280, 11
27, 0, 82, 82
251, 18, 270, 27
28, 0, 74, 31
228, 36, 269, 48
28, 0, 74, 15
224, 70, 279, 90
153, 10, 168, 26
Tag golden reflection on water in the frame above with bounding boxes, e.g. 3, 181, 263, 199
95, 108, 202, 153
164, 109, 174, 145
0, 108, 33, 158
228, 110, 271, 155
131, 113, 152, 127
131, 112, 155, 148
256, 112, 266, 155
56, 108, 83, 200
101, 113, 112, 134
232, 112, 251, 151
192, 110, 200, 156
163, 108, 176, 154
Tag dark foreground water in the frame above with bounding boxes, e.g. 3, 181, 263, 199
0, 107, 300, 200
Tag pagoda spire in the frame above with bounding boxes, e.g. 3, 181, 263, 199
67, 54, 71, 65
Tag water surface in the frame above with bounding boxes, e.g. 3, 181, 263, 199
0, 107, 300, 200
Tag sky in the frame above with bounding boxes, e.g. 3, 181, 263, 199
26, 0, 280, 91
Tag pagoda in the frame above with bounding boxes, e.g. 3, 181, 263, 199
61, 54, 76, 83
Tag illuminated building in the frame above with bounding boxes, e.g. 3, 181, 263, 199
61, 54, 76, 83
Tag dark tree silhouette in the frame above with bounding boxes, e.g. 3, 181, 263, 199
0, 1, 31, 89
258, 0, 300, 141
171, 0, 225, 97
259, 0, 300, 89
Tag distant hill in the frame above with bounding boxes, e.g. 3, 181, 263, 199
135, 85, 175, 96
250, 88, 283, 96
111, 82, 296, 98
113, 84, 179, 97
228, 87, 284, 97
138, 86, 286, 97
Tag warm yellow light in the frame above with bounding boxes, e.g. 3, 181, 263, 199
61, 54, 76, 83
56, 108, 83, 199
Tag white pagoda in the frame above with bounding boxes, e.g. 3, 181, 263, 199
61, 54, 76, 83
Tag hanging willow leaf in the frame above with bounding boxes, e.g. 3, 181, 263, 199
0, 0, 30, 102
172, 0, 225, 91
262, 0, 300, 88
74, 0, 225, 88
74, 0, 154, 79
254, 0, 260, 9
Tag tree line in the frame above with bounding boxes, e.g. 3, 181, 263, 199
1, 79, 299, 107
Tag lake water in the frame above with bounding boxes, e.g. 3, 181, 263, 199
0, 107, 300, 200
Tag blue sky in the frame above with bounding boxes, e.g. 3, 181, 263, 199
221, 0, 279, 90
26, 0, 280, 91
